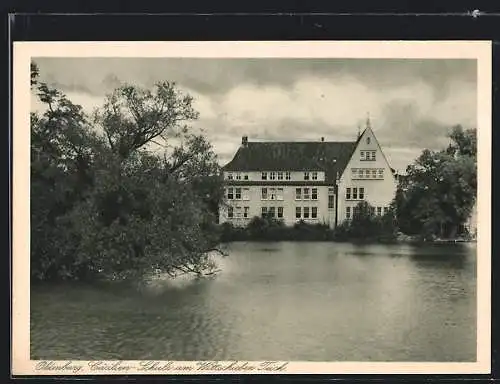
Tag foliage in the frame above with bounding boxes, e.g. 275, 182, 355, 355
30, 62, 225, 281
394, 125, 477, 239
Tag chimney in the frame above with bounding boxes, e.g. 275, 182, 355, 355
242, 135, 248, 146
321, 137, 325, 142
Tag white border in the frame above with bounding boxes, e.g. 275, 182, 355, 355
12, 41, 492, 375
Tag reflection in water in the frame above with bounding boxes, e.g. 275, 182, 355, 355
31, 242, 476, 362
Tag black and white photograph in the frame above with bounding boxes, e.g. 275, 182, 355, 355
12, 41, 491, 375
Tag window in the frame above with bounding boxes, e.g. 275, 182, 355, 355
227, 188, 234, 200
312, 172, 318, 180
371, 169, 377, 178
235, 206, 242, 218
304, 172, 310, 180
311, 207, 318, 219
244, 174, 249, 180
235, 188, 241, 200
312, 188, 318, 200
346, 188, 351, 200
278, 207, 284, 218
377, 207, 382, 216
328, 187, 335, 195
352, 188, 358, 200
378, 169, 384, 179
270, 172, 276, 180
371, 151, 376, 160
359, 187, 364, 200
303, 207, 310, 219
244, 206, 249, 218
346, 207, 351, 220
383, 207, 389, 215
262, 172, 267, 180
227, 173, 233, 180
270, 188, 276, 200
242, 188, 250, 201
285, 171, 291, 180
295, 207, 301, 219
235, 173, 241, 180
303, 188, 310, 200
277, 188, 284, 201
295, 188, 302, 200
261, 207, 268, 217
360, 151, 365, 161
228, 206, 234, 218
328, 195, 335, 209
367, 137, 371, 144
261, 188, 268, 200
277, 172, 283, 180
353, 206, 360, 218
269, 206, 276, 218
359, 169, 364, 178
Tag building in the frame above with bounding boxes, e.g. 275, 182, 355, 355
219, 120, 398, 228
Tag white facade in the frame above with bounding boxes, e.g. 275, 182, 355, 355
220, 127, 397, 228
337, 127, 398, 224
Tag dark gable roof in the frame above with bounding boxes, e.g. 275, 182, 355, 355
223, 140, 357, 182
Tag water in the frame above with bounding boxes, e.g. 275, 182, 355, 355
30, 242, 477, 362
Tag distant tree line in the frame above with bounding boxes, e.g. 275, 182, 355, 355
30, 62, 225, 282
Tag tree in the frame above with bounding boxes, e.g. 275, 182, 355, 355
30, 62, 226, 281
394, 125, 477, 239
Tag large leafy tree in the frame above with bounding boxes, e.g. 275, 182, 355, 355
395, 125, 477, 239
30, 62, 225, 281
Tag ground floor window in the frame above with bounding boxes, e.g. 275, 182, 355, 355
278, 207, 284, 218
228, 206, 234, 218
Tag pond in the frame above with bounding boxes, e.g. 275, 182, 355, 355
30, 241, 477, 362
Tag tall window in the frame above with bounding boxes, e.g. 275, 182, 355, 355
352, 188, 358, 200
278, 207, 284, 218
303, 207, 310, 219
242, 188, 250, 200
295, 188, 302, 200
295, 207, 301, 219
304, 172, 310, 180
227, 188, 234, 200
312, 172, 318, 180
328, 195, 334, 209
311, 207, 318, 219
285, 172, 291, 180
270, 172, 276, 180
303, 188, 310, 200
235, 188, 242, 200
359, 187, 364, 200
311, 188, 318, 200
261, 172, 267, 180
277, 172, 283, 180
346, 207, 351, 220
261, 188, 268, 200
269, 206, 276, 218
277, 188, 284, 201
346, 188, 351, 200
244, 206, 249, 218
261, 207, 268, 217
235, 206, 242, 218
269, 188, 276, 200
228, 206, 234, 218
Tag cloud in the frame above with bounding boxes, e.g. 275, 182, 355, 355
31, 57, 477, 173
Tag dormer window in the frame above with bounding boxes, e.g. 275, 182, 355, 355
312, 171, 318, 180
261, 172, 267, 180
270, 172, 276, 180
304, 172, 310, 181
227, 173, 233, 180
285, 172, 291, 180
277, 172, 283, 180
235, 173, 241, 180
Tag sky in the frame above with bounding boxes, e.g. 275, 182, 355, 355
31, 57, 477, 173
